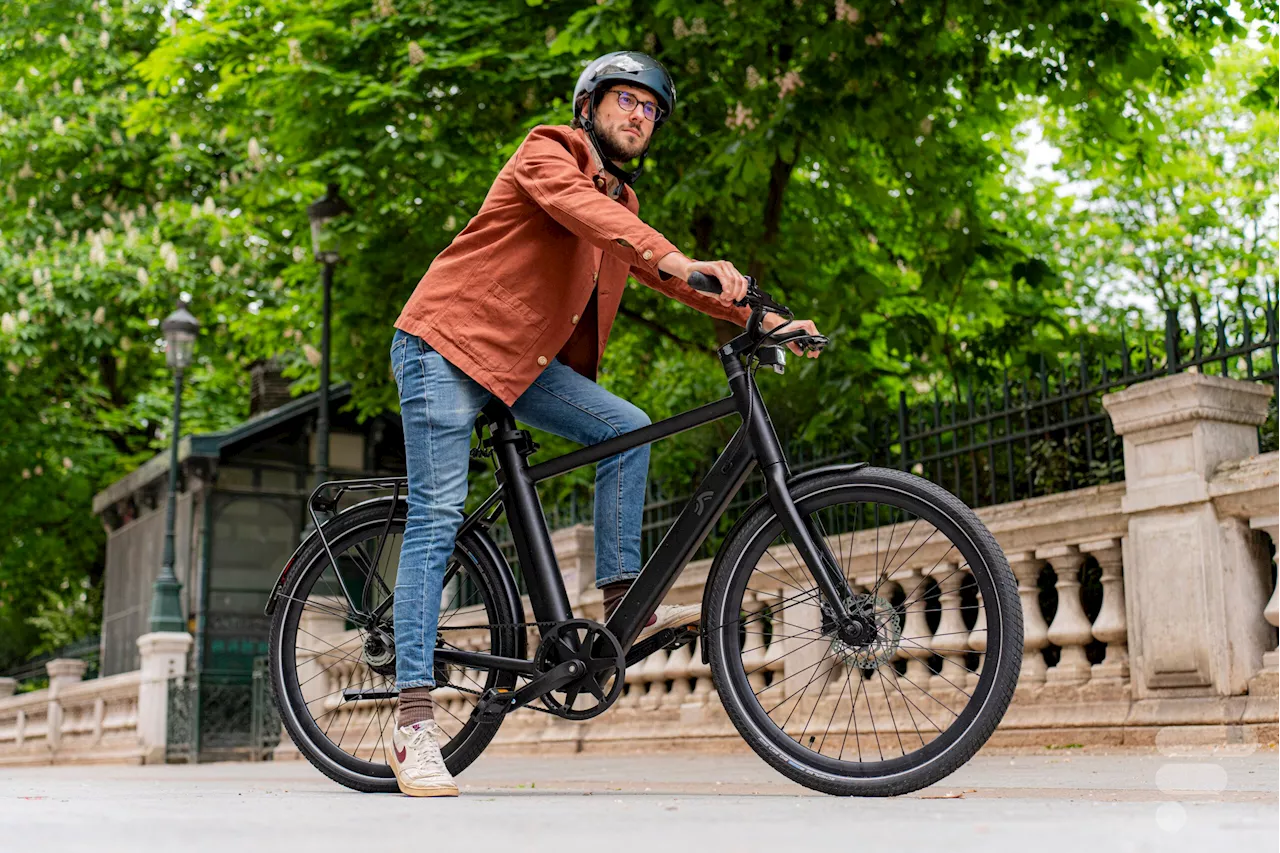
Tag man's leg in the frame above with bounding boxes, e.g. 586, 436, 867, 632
508, 359, 651, 606
391, 330, 490, 725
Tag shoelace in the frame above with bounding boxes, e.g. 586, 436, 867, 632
405, 724, 447, 774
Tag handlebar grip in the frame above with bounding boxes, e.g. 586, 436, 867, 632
686, 270, 721, 296
687, 271, 754, 308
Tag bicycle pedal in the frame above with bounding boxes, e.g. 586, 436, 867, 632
475, 687, 516, 724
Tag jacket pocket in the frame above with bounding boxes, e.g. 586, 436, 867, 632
455, 279, 549, 373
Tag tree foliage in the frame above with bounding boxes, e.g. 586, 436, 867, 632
1, 0, 1273, 666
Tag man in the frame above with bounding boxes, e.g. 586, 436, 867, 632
387, 51, 822, 796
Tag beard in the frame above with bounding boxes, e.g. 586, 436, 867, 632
595, 123, 647, 162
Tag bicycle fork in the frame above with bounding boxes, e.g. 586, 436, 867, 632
725, 355, 857, 626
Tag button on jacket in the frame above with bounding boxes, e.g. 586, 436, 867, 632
393, 124, 753, 406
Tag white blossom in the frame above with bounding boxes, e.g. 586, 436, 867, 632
137, 268, 150, 285
111, 128, 123, 146
53, 117, 67, 135
202, 196, 216, 215
93, 306, 106, 324
59, 34, 72, 52
407, 41, 425, 66
1, 313, 14, 335
834, 0, 861, 23
99, 31, 110, 49
673, 17, 689, 39
18, 161, 33, 179
73, 77, 84, 96
746, 66, 763, 89
291, 245, 306, 263
303, 343, 322, 366
374, 0, 396, 17
776, 70, 804, 100
17, 309, 29, 324
14, 78, 25, 96
62, 457, 73, 470
288, 38, 303, 64
169, 131, 182, 149
210, 255, 226, 275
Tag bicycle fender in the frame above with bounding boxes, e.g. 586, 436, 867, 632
698, 461, 869, 663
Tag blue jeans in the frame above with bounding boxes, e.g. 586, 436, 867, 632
388, 327, 651, 690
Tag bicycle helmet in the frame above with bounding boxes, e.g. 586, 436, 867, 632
572, 51, 676, 186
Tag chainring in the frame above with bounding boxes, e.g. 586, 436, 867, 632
532, 619, 625, 720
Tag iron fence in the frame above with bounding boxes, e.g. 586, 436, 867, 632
0, 635, 101, 690
498, 293, 1276, 569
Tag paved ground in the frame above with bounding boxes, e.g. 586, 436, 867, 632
1, 748, 1275, 852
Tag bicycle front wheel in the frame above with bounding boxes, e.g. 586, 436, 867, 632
705, 466, 1022, 796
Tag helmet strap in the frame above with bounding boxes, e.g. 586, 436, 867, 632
582, 95, 650, 187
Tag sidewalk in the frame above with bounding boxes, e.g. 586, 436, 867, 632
1, 749, 1275, 852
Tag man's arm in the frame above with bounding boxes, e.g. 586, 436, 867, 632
512, 126, 677, 280
629, 253, 753, 328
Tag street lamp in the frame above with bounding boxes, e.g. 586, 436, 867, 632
149, 301, 200, 634
306, 183, 351, 488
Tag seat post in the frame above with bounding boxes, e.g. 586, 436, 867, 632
481, 400, 573, 628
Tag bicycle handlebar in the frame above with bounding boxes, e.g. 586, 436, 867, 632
686, 271, 789, 315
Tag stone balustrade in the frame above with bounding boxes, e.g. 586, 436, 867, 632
1, 373, 1274, 768
0, 633, 190, 767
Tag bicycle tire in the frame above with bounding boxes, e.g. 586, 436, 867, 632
705, 466, 1022, 796
268, 500, 522, 793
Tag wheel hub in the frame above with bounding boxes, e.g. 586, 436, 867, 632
828, 594, 902, 670
362, 625, 397, 677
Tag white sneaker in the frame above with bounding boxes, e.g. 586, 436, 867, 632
389, 719, 459, 797
635, 603, 701, 643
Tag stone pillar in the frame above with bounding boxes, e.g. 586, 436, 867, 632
46, 658, 88, 755
1102, 373, 1274, 698
0, 677, 16, 698
136, 632, 193, 764
1081, 538, 1129, 683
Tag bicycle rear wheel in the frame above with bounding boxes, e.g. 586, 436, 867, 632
705, 466, 1021, 796
268, 499, 522, 793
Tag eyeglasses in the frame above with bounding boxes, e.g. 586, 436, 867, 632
608, 89, 664, 123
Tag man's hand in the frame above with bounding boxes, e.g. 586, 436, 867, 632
658, 252, 749, 306
762, 313, 824, 359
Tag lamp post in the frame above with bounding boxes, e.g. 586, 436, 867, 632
149, 301, 200, 634
306, 183, 351, 488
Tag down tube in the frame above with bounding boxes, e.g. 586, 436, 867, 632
607, 427, 757, 651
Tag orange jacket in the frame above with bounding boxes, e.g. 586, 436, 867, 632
393, 124, 752, 406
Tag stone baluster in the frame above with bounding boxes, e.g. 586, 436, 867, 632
637, 647, 668, 710
1008, 551, 1049, 686
926, 563, 969, 693
1251, 516, 1278, 676
967, 589, 987, 691
0, 677, 16, 698
872, 578, 902, 689
1040, 544, 1092, 685
897, 567, 933, 688
741, 591, 770, 695
663, 641, 694, 706
1081, 538, 1128, 683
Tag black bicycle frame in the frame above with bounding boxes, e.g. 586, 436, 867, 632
434, 342, 855, 663
265, 330, 856, 676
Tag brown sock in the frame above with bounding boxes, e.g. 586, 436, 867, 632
601, 580, 656, 627
397, 686, 435, 728
602, 580, 631, 621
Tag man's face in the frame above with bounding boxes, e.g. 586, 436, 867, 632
583, 84, 657, 162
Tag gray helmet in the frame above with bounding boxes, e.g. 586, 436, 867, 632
572, 51, 676, 186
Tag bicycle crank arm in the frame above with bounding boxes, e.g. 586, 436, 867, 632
475, 658, 584, 722
624, 625, 699, 668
